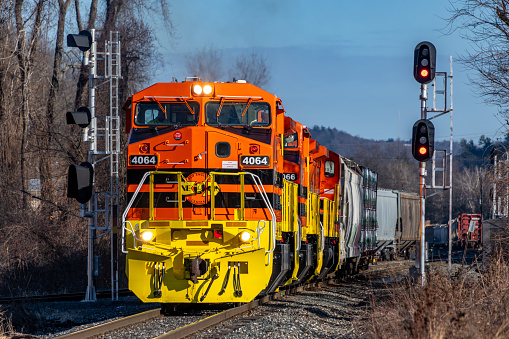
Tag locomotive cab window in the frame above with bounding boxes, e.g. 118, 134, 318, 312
206, 101, 270, 127
283, 132, 298, 148
324, 160, 335, 177
134, 101, 199, 127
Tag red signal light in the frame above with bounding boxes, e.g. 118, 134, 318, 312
250, 145, 259, 153
419, 146, 428, 155
420, 69, 429, 77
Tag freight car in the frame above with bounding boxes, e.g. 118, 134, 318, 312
120, 78, 378, 306
453, 213, 482, 248
425, 225, 448, 249
424, 215, 483, 251
375, 190, 420, 260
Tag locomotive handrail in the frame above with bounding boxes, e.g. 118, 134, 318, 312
244, 172, 277, 265
162, 161, 187, 165
124, 220, 137, 251
122, 170, 276, 263
122, 171, 152, 253
319, 222, 325, 254
283, 180, 300, 252
296, 218, 301, 252
254, 220, 267, 249
209, 171, 276, 265
121, 171, 186, 253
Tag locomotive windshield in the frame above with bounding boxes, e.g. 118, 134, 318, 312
205, 101, 270, 127
134, 101, 199, 126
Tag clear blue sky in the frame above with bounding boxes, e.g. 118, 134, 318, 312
152, 0, 505, 143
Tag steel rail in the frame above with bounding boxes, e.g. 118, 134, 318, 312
0, 289, 134, 304
56, 308, 161, 339
153, 280, 333, 339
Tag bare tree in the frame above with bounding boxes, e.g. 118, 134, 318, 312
14, 0, 45, 207
185, 47, 271, 86
185, 46, 224, 82
446, 0, 509, 117
229, 50, 271, 87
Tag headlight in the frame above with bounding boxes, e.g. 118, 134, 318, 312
192, 84, 202, 95
239, 231, 251, 243
203, 84, 213, 95
141, 231, 154, 242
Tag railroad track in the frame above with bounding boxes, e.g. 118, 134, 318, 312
54, 262, 415, 339
0, 289, 134, 304
55, 283, 319, 339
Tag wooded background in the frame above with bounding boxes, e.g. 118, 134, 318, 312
0, 0, 507, 297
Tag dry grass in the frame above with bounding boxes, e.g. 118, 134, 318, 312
368, 251, 509, 338
0, 310, 13, 339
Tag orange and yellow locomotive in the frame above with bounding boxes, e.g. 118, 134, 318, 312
121, 78, 353, 306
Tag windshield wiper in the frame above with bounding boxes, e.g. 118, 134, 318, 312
148, 96, 167, 115
177, 97, 195, 116
216, 97, 225, 120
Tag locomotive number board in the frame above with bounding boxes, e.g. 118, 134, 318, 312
240, 155, 270, 167
129, 155, 158, 165
283, 173, 298, 181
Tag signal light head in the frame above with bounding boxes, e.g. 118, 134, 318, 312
67, 162, 94, 203
67, 107, 91, 128
412, 119, 435, 162
413, 41, 436, 84
67, 30, 92, 52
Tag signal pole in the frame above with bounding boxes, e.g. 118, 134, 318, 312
67, 29, 121, 301
412, 41, 436, 286
420, 84, 427, 286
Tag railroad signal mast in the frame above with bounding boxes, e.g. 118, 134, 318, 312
412, 41, 436, 285
412, 41, 455, 283
66, 29, 121, 301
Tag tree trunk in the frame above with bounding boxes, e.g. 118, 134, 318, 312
74, 0, 98, 109
42, 0, 72, 203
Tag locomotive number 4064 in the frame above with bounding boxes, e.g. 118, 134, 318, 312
240, 155, 270, 167
129, 155, 158, 165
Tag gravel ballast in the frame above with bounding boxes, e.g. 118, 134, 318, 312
7, 262, 413, 338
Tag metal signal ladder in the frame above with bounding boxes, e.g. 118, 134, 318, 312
86, 29, 121, 301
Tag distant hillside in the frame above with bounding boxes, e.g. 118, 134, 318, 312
308, 125, 461, 161
307, 125, 499, 225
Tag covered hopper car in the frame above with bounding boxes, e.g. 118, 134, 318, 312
375, 189, 420, 260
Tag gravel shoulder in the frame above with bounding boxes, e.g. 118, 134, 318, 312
189, 279, 375, 339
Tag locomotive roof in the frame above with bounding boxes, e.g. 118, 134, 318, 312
131, 80, 279, 102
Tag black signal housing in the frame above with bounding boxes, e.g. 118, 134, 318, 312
67, 162, 94, 203
66, 106, 91, 128
67, 30, 92, 52
413, 41, 436, 84
412, 119, 435, 162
